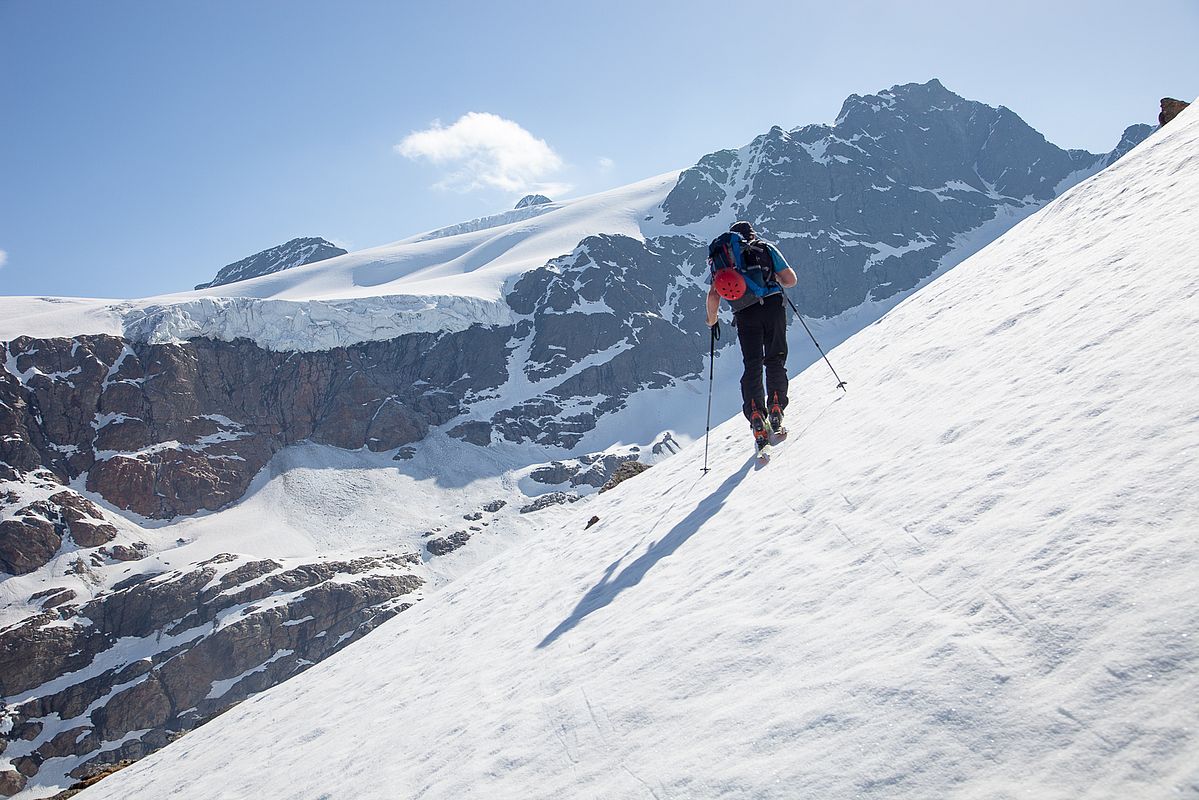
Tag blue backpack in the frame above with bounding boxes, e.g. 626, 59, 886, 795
708, 232, 779, 311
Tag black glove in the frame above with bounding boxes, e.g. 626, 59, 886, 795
710, 320, 721, 341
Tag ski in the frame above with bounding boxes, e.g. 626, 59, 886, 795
756, 442, 773, 465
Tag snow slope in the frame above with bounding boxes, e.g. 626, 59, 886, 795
0, 174, 677, 350
78, 110, 1199, 797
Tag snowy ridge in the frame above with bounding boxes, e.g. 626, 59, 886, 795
77, 108, 1199, 799
400, 201, 564, 244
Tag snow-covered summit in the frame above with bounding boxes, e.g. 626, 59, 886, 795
193, 236, 347, 290
77, 105, 1199, 799
514, 193, 553, 209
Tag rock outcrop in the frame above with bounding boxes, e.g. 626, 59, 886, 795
426, 531, 471, 556
1160, 97, 1190, 127
599, 460, 650, 493
0, 552, 421, 791
530, 453, 640, 489
194, 237, 347, 290
519, 492, 581, 514
0, 482, 118, 575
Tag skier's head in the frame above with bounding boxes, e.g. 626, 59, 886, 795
730, 221, 756, 241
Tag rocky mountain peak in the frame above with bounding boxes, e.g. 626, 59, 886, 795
657, 79, 1152, 317
1107, 123, 1158, 165
515, 194, 553, 209
835, 78, 960, 127
194, 237, 347, 290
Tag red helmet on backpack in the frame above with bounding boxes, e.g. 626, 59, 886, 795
712, 267, 747, 300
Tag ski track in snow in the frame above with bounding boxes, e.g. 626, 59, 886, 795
72, 109, 1199, 799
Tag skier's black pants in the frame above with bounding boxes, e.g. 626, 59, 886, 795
735, 294, 788, 421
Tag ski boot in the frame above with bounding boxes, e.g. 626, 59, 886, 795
769, 392, 787, 441
750, 403, 772, 463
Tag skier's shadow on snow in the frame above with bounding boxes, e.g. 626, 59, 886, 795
537, 456, 755, 649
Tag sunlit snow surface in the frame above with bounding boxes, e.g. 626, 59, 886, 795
77, 109, 1199, 798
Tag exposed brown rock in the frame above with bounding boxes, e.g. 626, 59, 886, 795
519, 491, 581, 513
35, 727, 93, 761
13, 722, 42, 741
103, 543, 147, 562
599, 460, 650, 493
49, 759, 135, 799
49, 492, 118, 547
0, 517, 61, 575
448, 420, 493, 446
0, 769, 26, 796
426, 531, 471, 556
29, 588, 77, 608
1159, 97, 1190, 127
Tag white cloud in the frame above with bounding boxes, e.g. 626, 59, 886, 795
396, 112, 567, 194
597, 157, 615, 171
0, 249, 7, 269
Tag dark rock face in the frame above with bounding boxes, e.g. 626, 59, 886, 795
0, 327, 512, 525
462, 233, 708, 448
0, 517, 60, 576
1159, 98, 1189, 127
515, 194, 553, 209
194, 237, 347, 290
0, 553, 421, 788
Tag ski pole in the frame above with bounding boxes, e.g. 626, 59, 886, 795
701, 321, 719, 474
781, 292, 847, 392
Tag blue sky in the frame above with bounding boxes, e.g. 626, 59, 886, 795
1, 0, 1195, 298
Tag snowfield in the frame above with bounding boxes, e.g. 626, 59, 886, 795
0, 173, 678, 351
76, 109, 1199, 798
